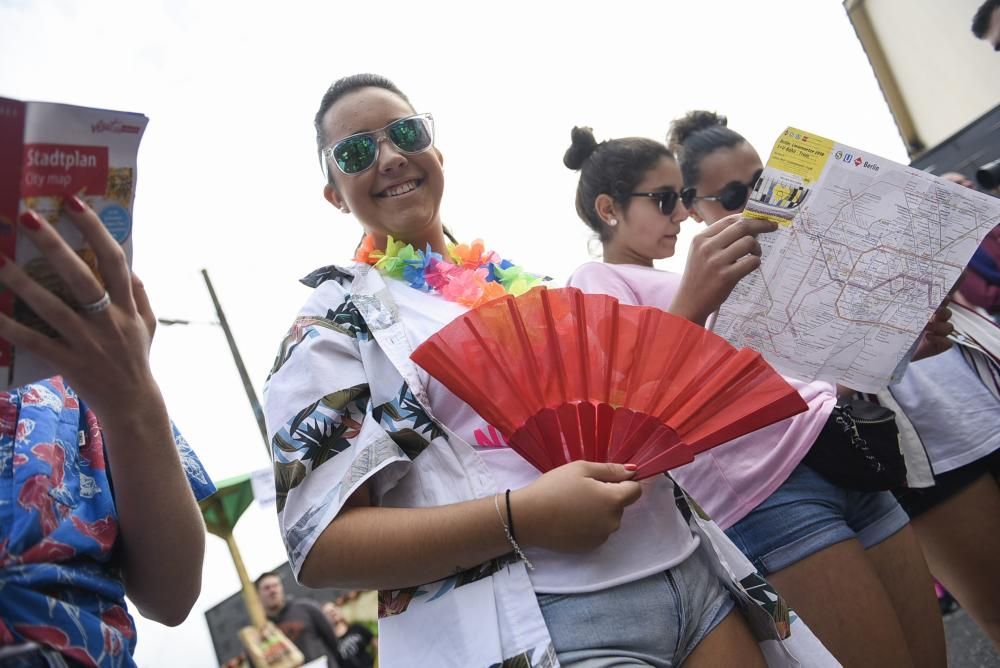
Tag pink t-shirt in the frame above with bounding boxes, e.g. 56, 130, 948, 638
568, 262, 837, 529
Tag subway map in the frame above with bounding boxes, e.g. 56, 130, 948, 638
712, 128, 1000, 392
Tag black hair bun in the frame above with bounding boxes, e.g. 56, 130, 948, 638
563, 126, 599, 170
667, 110, 728, 153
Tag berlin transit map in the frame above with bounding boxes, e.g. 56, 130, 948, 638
713, 128, 1000, 392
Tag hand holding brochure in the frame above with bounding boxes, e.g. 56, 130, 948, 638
0, 98, 147, 389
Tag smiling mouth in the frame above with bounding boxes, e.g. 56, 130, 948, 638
376, 179, 422, 198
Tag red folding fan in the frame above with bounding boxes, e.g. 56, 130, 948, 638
411, 287, 808, 479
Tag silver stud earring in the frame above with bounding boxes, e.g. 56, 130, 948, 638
608, 218, 618, 227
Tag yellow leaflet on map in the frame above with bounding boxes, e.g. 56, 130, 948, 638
744, 128, 835, 226
767, 128, 834, 183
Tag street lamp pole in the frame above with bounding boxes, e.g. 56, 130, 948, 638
200, 268, 270, 454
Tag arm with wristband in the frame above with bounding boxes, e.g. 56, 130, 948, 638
298, 461, 641, 590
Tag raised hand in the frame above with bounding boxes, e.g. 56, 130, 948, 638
911, 305, 954, 361
0, 195, 158, 418
0, 196, 207, 625
670, 214, 778, 325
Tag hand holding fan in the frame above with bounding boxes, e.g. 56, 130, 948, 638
411, 287, 807, 479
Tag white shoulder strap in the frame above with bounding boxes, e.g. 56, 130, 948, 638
878, 389, 934, 488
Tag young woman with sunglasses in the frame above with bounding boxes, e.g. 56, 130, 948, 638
658, 110, 954, 667
563, 127, 775, 328
261, 76, 840, 667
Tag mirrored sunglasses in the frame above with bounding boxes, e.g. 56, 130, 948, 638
322, 113, 434, 176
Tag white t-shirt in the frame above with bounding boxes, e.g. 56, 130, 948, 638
890, 345, 1000, 474
387, 279, 699, 594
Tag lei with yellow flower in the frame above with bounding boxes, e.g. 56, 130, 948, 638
354, 235, 545, 308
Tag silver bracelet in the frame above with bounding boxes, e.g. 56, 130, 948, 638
494, 492, 534, 570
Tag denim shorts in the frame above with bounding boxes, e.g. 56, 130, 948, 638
536, 547, 736, 667
725, 462, 911, 576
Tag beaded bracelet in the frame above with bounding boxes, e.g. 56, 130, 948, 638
494, 491, 534, 570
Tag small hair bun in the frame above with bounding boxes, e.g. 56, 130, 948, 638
563, 126, 599, 170
667, 110, 728, 153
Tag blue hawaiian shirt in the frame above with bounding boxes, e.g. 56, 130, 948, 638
0, 377, 215, 667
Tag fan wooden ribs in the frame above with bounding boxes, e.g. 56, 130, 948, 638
411, 287, 807, 479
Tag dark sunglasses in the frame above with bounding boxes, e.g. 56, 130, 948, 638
628, 187, 696, 216
694, 169, 764, 211
322, 113, 435, 176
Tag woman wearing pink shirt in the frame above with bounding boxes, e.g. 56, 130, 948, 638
564, 118, 947, 668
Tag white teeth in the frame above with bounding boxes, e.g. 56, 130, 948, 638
382, 180, 418, 197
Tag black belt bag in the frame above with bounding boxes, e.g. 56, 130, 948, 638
803, 397, 907, 492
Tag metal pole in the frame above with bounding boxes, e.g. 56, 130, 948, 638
201, 268, 270, 453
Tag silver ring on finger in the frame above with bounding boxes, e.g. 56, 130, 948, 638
78, 291, 111, 314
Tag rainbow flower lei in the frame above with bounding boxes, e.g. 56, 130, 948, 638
354, 234, 545, 308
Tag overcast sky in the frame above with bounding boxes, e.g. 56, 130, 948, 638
0, 0, 930, 665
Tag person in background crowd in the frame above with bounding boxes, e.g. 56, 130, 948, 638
256, 572, 341, 667
321, 603, 375, 668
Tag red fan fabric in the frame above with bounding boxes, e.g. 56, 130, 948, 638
411, 287, 808, 479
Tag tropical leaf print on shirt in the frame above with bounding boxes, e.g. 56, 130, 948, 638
272, 382, 445, 505
267, 301, 372, 379
371, 385, 443, 447
327, 299, 372, 340
299, 264, 352, 289
273, 460, 307, 513
271, 386, 369, 483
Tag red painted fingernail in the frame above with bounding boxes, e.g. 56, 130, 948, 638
624, 463, 638, 471
19, 211, 42, 230
65, 195, 85, 212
